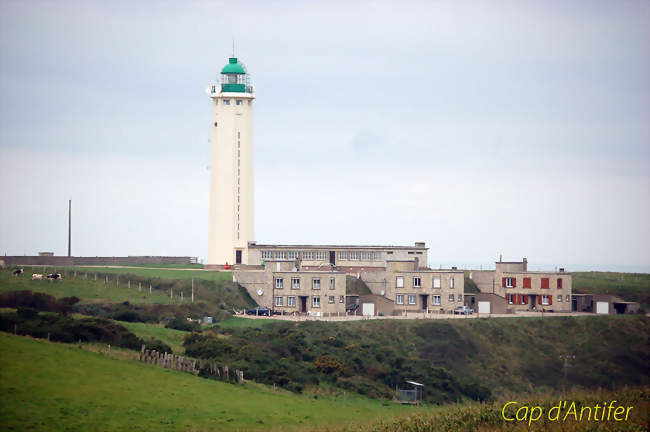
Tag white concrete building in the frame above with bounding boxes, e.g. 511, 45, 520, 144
207, 57, 255, 266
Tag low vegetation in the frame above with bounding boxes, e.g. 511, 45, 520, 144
332, 387, 650, 432
182, 315, 650, 403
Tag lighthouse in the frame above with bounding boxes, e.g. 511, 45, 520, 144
207, 57, 255, 266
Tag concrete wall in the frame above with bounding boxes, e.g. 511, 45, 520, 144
2, 256, 195, 266
465, 293, 509, 314
358, 294, 396, 316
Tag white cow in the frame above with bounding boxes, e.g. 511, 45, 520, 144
31, 274, 43, 280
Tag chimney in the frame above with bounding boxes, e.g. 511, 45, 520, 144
522, 257, 527, 271
559, 268, 565, 273
414, 241, 426, 248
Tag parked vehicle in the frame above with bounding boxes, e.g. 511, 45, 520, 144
453, 306, 474, 315
246, 306, 272, 316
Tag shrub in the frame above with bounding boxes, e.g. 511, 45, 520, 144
165, 317, 201, 332
144, 337, 173, 354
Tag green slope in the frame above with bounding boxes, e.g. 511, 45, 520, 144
0, 333, 405, 431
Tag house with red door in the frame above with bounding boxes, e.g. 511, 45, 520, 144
469, 257, 572, 312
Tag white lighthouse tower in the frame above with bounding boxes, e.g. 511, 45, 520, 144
207, 57, 255, 266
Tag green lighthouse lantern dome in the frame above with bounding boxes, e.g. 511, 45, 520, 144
220, 57, 252, 93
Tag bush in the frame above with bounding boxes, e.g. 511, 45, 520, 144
183, 332, 233, 358
144, 337, 173, 354
165, 317, 201, 332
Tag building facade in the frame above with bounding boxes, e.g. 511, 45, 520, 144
207, 57, 255, 266
470, 258, 572, 312
234, 261, 346, 315
247, 242, 428, 269
359, 261, 465, 313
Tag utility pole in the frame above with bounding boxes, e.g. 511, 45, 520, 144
67, 199, 72, 257
560, 355, 576, 394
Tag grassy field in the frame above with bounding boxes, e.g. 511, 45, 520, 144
0, 332, 407, 431
0, 269, 175, 305
119, 321, 188, 354
0, 269, 256, 312
216, 316, 275, 328
573, 271, 650, 309
67, 266, 232, 282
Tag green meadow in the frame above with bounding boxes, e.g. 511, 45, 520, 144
572, 271, 650, 309
0, 332, 406, 432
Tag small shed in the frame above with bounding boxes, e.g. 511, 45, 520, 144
396, 380, 424, 405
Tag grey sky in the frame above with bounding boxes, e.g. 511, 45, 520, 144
1, 1, 648, 271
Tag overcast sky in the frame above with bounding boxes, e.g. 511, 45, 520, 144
1, 1, 648, 271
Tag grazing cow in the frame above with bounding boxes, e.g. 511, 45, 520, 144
13, 268, 24, 276
31, 274, 43, 280
46, 273, 62, 280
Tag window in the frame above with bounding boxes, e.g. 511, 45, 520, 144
275, 296, 283, 307
541, 278, 549, 289
236, 99, 243, 105
387, 251, 393, 255
223, 99, 230, 105
328, 296, 335, 304
449, 294, 455, 302
373, 252, 381, 260
302, 251, 313, 260
287, 251, 298, 260
408, 295, 416, 305
433, 277, 441, 288
557, 278, 563, 289
413, 277, 421, 288
541, 295, 549, 305
339, 295, 344, 303
396, 294, 404, 305
261, 251, 272, 260
505, 277, 514, 288
396, 276, 404, 288
275, 251, 286, 260
507, 294, 513, 304
450, 277, 454, 289
312, 278, 321, 290
558, 295, 563, 302
566, 295, 570, 302
316, 251, 326, 260
288, 296, 296, 307
349, 251, 359, 260
291, 277, 300, 289
312, 296, 320, 307
329, 277, 335, 290
339, 251, 348, 260
433, 295, 441, 305
523, 277, 531, 289
275, 278, 283, 289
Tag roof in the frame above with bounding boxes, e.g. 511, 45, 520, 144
406, 380, 424, 387
250, 244, 428, 250
221, 57, 246, 74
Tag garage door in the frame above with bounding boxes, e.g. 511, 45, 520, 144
362, 303, 375, 316
478, 301, 490, 314
596, 301, 609, 314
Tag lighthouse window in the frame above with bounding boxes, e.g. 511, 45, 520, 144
236, 100, 243, 105
223, 99, 230, 105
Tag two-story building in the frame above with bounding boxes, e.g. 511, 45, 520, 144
470, 258, 572, 312
233, 260, 346, 315
245, 242, 428, 271
359, 260, 465, 313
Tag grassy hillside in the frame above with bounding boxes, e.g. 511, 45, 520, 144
67, 266, 231, 282
0, 332, 406, 431
0, 269, 256, 311
186, 315, 650, 403
573, 271, 650, 309
119, 321, 187, 354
